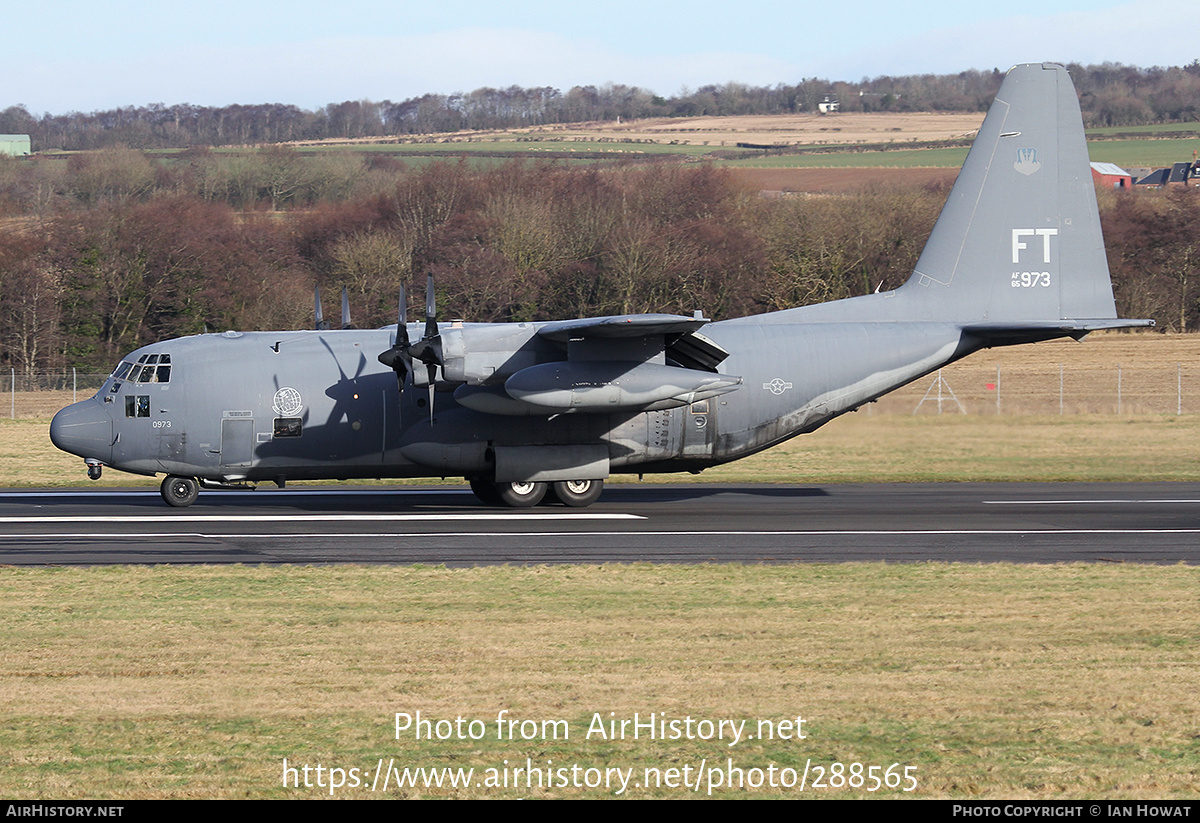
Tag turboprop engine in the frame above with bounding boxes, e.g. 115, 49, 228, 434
378, 275, 741, 419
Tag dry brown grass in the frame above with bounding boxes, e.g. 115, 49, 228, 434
528, 112, 986, 147
307, 112, 987, 150
1, 564, 1196, 798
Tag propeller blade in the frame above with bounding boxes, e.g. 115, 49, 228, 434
314, 286, 328, 331
340, 287, 353, 330
427, 364, 437, 424
377, 276, 442, 423
423, 273, 437, 341
377, 285, 414, 380
398, 284, 409, 346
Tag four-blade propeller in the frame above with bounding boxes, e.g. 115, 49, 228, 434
377, 274, 443, 422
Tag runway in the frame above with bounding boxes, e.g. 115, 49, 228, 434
2, 482, 1199, 566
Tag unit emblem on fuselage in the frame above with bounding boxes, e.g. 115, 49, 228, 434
272, 387, 303, 416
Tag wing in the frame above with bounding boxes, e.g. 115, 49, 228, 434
537, 313, 733, 373
444, 313, 742, 415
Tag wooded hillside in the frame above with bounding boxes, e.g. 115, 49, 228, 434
3, 62, 1198, 151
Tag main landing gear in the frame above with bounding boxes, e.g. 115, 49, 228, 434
161, 475, 199, 507
468, 477, 604, 508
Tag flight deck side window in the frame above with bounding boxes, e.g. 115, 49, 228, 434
125, 395, 150, 418
274, 418, 302, 438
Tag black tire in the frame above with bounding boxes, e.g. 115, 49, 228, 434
495, 481, 547, 508
551, 479, 604, 508
161, 475, 199, 508
468, 476, 503, 506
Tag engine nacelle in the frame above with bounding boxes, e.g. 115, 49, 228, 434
437, 324, 544, 386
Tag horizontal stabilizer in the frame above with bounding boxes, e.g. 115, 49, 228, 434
964, 318, 1155, 345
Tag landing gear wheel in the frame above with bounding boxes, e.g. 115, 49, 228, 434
468, 476, 502, 506
495, 480, 547, 508
550, 479, 604, 508
161, 475, 199, 508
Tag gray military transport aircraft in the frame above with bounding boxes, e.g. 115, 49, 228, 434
50, 63, 1151, 508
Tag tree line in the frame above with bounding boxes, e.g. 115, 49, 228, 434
1, 155, 1196, 376
3, 62, 1199, 151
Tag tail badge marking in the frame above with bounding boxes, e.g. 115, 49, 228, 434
1014, 148, 1041, 176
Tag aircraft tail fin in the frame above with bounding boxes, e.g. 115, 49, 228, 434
902, 62, 1147, 332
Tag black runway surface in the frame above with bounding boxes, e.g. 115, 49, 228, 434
1, 482, 1198, 566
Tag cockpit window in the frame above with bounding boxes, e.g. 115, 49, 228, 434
118, 354, 172, 385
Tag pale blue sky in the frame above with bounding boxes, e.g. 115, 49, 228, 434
7, 0, 1195, 113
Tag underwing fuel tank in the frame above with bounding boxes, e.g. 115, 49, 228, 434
503, 361, 742, 412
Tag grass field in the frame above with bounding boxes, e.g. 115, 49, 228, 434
723, 137, 1200, 170
256, 113, 1200, 172
1, 563, 1197, 799
1086, 122, 1200, 137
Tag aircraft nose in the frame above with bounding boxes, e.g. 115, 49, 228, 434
49, 400, 113, 463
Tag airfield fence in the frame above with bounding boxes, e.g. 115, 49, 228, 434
6, 370, 109, 419
7, 364, 1200, 420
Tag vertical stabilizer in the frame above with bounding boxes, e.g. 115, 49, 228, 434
904, 62, 1125, 328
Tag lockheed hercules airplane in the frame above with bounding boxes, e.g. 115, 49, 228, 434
50, 63, 1151, 508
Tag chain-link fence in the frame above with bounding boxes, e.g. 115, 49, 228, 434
869, 362, 1198, 416
4, 370, 110, 419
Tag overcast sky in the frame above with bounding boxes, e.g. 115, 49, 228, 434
6, 0, 1196, 114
